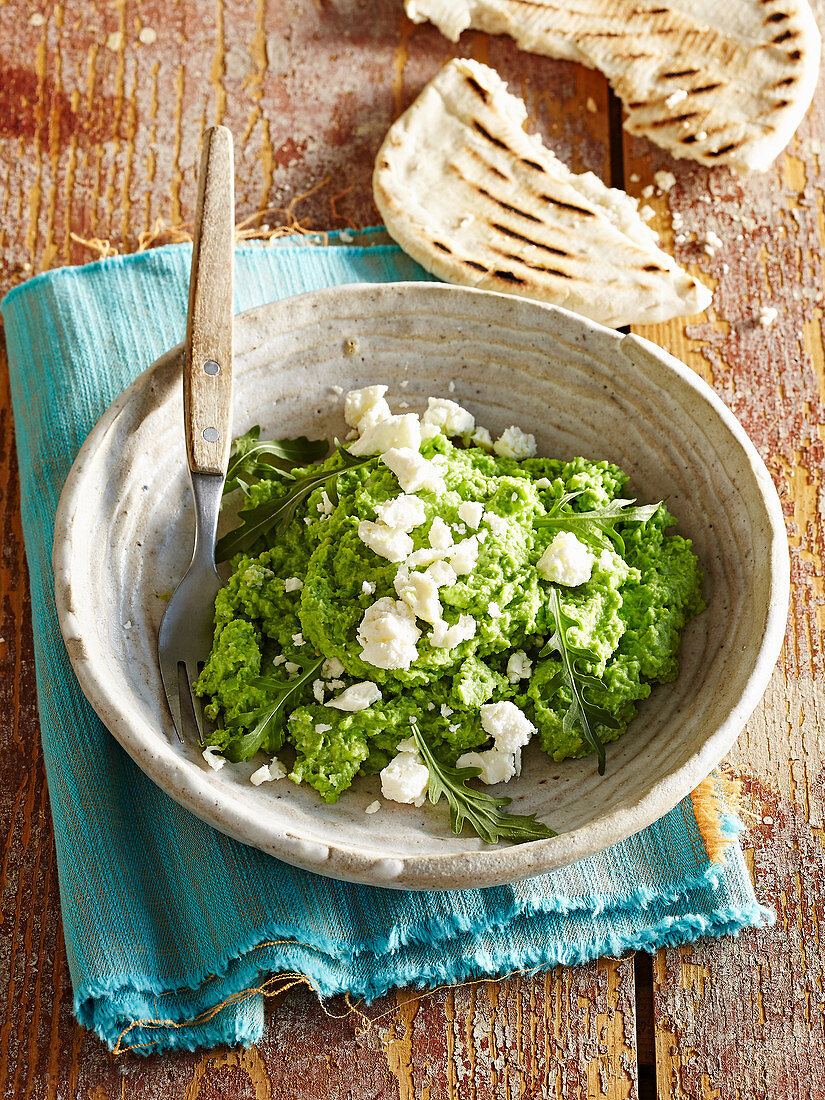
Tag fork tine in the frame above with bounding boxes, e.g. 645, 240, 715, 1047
159, 658, 185, 743
184, 665, 207, 746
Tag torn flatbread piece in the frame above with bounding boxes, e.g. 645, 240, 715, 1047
405, 0, 820, 173
373, 58, 712, 328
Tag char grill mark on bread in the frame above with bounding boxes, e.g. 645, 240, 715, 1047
403, 0, 820, 172
373, 58, 713, 328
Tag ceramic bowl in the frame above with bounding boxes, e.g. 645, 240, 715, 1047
52, 282, 789, 890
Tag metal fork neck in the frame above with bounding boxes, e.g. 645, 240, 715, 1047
188, 471, 224, 569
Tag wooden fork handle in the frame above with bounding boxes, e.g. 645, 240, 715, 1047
184, 125, 235, 476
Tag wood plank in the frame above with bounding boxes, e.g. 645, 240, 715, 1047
0, 3, 641, 1097
623, 0, 825, 1091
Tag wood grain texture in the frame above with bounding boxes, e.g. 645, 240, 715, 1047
0, 3, 643, 1098
184, 124, 234, 476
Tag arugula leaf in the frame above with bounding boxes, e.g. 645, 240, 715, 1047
536, 496, 662, 553
539, 589, 621, 775
410, 720, 556, 844
221, 655, 324, 762
215, 446, 375, 561
224, 426, 329, 497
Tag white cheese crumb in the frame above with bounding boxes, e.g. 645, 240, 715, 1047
292, 632, 305, 646
394, 567, 443, 625
202, 746, 226, 771
349, 414, 422, 457
428, 516, 454, 550
426, 559, 457, 588
250, 758, 287, 785
358, 520, 414, 562
422, 397, 475, 437
456, 748, 517, 785
365, 800, 381, 814
284, 661, 300, 674
665, 89, 687, 109
358, 597, 421, 670
361, 580, 376, 595
654, 170, 676, 193
430, 613, 476, 649
507, 650, 533, 683
449, 535, 480, 575
493, 426, 536, 460
486, 513, 509, 538
315, 723, 333, 734
321, 656, 345, 678
327, 681, 382, 712
357, 399, 394, 433
272, 654, 286, 666
639, 205, 655, 222
458, 501, 484, 529
488, 601, 501, 618
448, 380, 456, 393
537, 531, 593, 587
376, 493, 427, 532
381, 447, 445, 494
312, 679, 325, 704
641, 184, 654, 200
441, 704, 454, 718
344, 385, 388, 429
316, 490, 333, 516
380, 749, 429, 806
630, 172, 640, 182
534, 478, 552, 489
284, 577, 303, 592
470, 426, 494, 451
758, 306, 778, 328
702, 230, 724, 256
480, 701, 536, 753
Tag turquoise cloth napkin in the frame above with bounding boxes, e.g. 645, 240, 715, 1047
1, 235, 773, 1055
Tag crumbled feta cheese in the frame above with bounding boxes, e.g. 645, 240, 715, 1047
250, 758, 288, 785
665, 89, 687, 109
284, 660, 300, 674
272, 654, 286, 666
639, 205, 655, 222
365, 800, 381, 814
441, 704, 454, 718
284, 577, 303, 592
488, 602, 501, 618
202, 746, 225, 771
449, 535, 479, 575
702, 230, 724, 256
380, 749, 429, 806
758, 306, 778, 328
458, 501, 484, 529
292, 632, 305, 646
312, 678, 325, 704
480, 701, 536, 753
321, 656, 345, 679
429, 516, 454, 550
420, 422, 442, 441
394, 566, 444, 625
507, 650, 533, 683
456, 748, 517, 785
534, 478, 552, 490
537, 531, 593, 587
344, 385, 388, 429
422, 397, 475, 437
486, 513, 509, 538
381, 447, 446, 494
493, 426, 536, 460
654, 169, 676, 193
358, 597, 422, 669
361, 580, 376, 595
426, 559, 457, 588
316, 491, 333, 516
358, 520, 414, 562
349, 414, 422, 457
326, 679, 345, 691
376, 493, 427, 532
357, 399, 393, 433
641, 184, 654, 200
327, 681, 382, 712
430, 613, 476, 649
471, 426, 494, 451
315, 723, 332, 734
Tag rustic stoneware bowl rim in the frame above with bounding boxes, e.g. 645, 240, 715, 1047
52, 282, 790, 890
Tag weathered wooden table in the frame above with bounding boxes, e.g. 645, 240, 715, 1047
1, 2, 823, 1096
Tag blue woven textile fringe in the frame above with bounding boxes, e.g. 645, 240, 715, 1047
1, 236, 773, 1055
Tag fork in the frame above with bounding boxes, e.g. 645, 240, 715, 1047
158, 125, 235, 743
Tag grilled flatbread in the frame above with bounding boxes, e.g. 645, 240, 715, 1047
405, 0, 820, 172
373, 59, 712, 328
